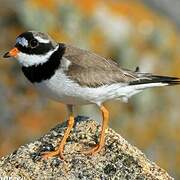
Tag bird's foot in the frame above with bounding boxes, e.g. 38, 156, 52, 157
41, 146, 64, 160
82, 144, 102, 155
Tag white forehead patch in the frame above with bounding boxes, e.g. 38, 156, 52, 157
34, 36, 50, 43
16, 37, 28, 47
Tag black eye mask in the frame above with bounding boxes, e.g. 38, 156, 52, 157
15, 32, 54, 55
15, 42, 54, 55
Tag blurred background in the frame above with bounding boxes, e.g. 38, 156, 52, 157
0, 0, 180, 178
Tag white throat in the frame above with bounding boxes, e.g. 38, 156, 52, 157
17, 45, 59, 67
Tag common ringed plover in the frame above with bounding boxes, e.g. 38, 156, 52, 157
3, 31, 180, 159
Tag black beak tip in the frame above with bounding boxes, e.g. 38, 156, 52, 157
3, 52, 10, 58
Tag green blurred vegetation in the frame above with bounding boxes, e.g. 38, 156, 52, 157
0, 0, 179, 178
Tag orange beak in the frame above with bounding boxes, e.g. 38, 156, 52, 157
3, 47, 20, 58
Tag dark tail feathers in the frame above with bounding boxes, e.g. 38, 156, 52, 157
129, 75, 180, 86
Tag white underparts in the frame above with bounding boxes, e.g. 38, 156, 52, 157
34, 69, 168, 106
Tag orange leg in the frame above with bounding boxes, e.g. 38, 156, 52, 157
42, 105, 74, 159
42, 116, 74, 159
83, 105, 109, 155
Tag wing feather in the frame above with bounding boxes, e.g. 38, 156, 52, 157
63, 45, 138, 87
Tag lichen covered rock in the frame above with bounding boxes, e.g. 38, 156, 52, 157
0, 116, 173, 179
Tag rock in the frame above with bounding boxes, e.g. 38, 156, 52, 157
0, 116, 173, 179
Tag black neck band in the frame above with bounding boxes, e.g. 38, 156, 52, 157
21, 43, 65, 83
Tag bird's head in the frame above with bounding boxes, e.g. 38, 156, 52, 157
3, 31, 58, 67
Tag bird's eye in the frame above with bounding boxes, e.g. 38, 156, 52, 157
30, 39, 39, 48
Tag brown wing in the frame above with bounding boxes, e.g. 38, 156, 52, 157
63, 44, 138, 87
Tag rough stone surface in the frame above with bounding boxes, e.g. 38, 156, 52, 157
0, 116, 173, 179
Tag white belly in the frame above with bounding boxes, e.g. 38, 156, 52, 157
34, 69, 128, 105
34, 69, 160, 105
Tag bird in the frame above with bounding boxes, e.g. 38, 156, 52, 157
3, 31, 180, 159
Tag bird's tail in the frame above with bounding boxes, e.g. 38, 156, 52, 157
129, 74, 180, 88
118, 72, 180, 101
114, 73, 180, 102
